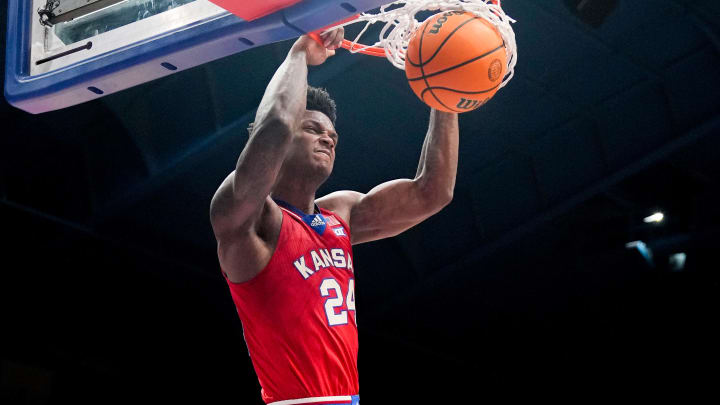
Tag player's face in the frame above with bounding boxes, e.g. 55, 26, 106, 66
289, 110, 338, 179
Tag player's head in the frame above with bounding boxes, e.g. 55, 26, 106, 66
283, 86, 339, 184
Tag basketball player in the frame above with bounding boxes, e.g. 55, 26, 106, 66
210, 27, 458, 405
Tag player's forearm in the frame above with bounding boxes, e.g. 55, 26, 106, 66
414, 109, 459, 205
232, 46, 309, 201
250, 45, 309, 140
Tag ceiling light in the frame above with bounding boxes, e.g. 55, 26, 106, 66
625, 240, 654, 267
669, 253, 687, 272
643, 212, 664, 223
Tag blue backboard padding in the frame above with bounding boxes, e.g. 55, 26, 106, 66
4, 0, 388, 114
284, 0, 382, 32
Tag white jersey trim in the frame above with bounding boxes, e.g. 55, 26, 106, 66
268, 396, 353, 405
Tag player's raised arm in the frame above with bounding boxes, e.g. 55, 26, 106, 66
210, 30, 343, 280
318, 109, 458, 244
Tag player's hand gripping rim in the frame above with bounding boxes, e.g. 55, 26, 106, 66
295, 27, 344, 66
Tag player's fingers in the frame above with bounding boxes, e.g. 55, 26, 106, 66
308, 32, 324, 46
321, 28, 343, 49
327, 49, 336, 58
329, 27, 344, 49
321, 31, 334, 48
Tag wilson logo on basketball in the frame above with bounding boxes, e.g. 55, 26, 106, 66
488, 59, 503, 82
457, 98, 478, 109
456, 98, 490, 110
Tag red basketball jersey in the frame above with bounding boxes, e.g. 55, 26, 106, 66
224, 203, 359, 404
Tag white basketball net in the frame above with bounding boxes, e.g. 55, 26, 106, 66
330, 0, 517, 89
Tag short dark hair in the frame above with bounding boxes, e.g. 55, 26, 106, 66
247, 86, 337, 135
306, 86, 337, 127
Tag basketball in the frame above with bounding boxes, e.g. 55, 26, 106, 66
405, 11, 507, 113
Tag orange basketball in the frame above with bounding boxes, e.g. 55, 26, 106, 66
405, 11, 507, 113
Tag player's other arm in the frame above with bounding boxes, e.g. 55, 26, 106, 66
318, 109, 458, 244
210, 31, 343, 281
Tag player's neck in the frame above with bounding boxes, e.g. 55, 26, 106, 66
272, 181, 317, 215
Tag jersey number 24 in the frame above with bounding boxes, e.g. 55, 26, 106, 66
319, 278, 355, 326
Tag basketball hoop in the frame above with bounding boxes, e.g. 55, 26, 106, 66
311, 0, 517, 90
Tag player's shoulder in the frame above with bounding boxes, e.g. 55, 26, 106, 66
316, 190, 364, 226
316, 190, 364, 210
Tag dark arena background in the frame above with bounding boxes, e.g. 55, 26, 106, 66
2, 1, 719, 403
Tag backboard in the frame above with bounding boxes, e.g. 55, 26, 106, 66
5, 0, 386, 114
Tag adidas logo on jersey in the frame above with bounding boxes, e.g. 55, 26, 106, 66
310, 215, 325, 227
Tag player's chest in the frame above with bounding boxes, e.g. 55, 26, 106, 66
273, 224, 355, 325
282, 224, 354, 282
